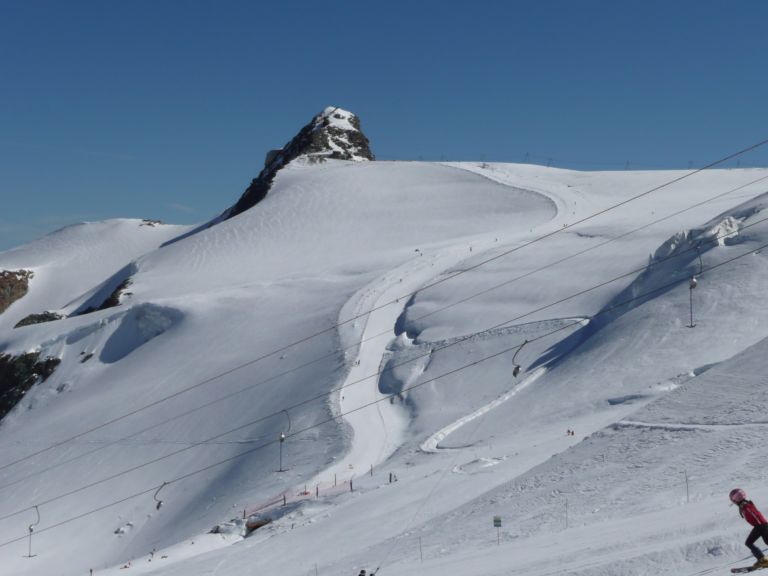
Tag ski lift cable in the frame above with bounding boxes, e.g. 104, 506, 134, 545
0, 154, 766, 511
4, 170, 759, 498
0, 214, 761, 515
6, 177, 768, 508
0, 321, 584, 549
2, 236, 768, 548
412, 174, 768, 327
2, 216, 768, 523
1, 140, 765, 477
5, 170, 764, 501
2, 211, 761, 521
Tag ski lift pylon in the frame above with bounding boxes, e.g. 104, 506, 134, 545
23, 505, 40, 558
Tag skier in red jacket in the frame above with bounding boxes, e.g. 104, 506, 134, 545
731, 488, 768, 568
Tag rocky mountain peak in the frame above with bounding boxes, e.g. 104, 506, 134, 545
300, 106, 375, 163
227, 107, 374, 219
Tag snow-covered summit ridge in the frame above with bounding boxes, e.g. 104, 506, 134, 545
227, 106, 374, 218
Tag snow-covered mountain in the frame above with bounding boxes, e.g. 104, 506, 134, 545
2, 107, 768, 576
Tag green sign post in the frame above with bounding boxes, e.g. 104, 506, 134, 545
493, 515, 501, 544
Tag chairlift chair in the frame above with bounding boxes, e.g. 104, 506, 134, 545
154, 482, 168, 511
512, 340, 528, 377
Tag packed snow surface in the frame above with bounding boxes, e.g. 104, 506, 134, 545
2, 160, 768, 576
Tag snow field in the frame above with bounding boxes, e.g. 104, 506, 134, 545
2, 161, 768, 575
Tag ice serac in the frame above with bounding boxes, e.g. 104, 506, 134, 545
227, 106, 374, 218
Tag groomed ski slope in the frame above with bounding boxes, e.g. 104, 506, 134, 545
2, 160, 768, 576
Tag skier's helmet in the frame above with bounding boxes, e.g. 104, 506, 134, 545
730, 488, 747, 504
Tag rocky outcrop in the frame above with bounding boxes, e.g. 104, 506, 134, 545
227, 107, 374, 219
0, 270, 33, 315
14, 311, 64, 329
74, 278, 133, 316
0, 352, 60, 422
12, 275, 133, 325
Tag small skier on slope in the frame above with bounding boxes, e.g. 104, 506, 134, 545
730, 488, 768, 568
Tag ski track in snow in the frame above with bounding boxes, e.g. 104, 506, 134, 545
311, 169, 575, 484
320, 232, 547, 483
317, 169, 574, 484
420, 367, 547, 453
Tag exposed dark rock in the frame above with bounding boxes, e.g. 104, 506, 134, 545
14, 311, 65, 329
140, 219, 164, 227
264, 149, 282, 168
74, 278, 133, 316
0, 270, 33, 315
227, 107, 374, 219
0, 352, 60, 421
98, 278, 132, 310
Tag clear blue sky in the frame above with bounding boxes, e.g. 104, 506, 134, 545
1, 0, 767, 251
